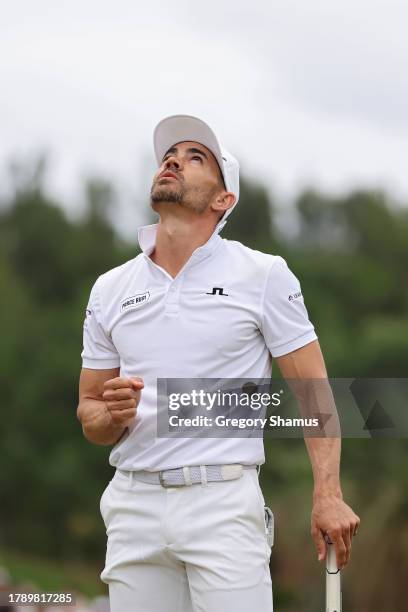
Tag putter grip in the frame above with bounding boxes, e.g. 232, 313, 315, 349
325, 536, 342, 612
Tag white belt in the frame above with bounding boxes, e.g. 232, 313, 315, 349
118, 463, 259, 488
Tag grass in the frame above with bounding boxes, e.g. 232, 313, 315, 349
0, 547, 107, 599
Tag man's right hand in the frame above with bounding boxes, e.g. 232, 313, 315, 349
102, 377, 144, 426
78, 368, 144, 445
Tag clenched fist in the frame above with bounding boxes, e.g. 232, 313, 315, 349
102, 376, 144, 426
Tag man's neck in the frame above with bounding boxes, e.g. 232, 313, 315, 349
150, 216, 217, 279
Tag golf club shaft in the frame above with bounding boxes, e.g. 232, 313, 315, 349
326, 539, 341, 612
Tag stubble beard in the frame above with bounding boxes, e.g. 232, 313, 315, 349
150, 182, 219, 215
150, 184, 184, 205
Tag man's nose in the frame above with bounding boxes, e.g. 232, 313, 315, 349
164, 156, 181, 171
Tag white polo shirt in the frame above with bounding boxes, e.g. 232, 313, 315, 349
81, 221, 318, 471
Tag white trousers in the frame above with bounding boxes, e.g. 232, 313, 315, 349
99, 467, 273, 612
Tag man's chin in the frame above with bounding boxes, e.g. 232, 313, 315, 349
150, 187, 183, 207
150, 198, 182, 214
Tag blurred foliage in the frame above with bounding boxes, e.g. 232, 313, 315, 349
0, 547, 104, 598
0, 159, 407, 610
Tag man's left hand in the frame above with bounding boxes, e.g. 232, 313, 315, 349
311, 493, 360, 569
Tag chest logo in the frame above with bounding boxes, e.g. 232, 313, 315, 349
120, 291, 150, 312
206, 287, 229, 296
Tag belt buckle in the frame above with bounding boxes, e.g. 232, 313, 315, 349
158, 470, 185, 488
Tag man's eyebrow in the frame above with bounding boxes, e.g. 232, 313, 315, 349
162, 146, 208, 161
162, 146, 177, 160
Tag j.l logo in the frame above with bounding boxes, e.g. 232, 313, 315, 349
206, 287, 229, 296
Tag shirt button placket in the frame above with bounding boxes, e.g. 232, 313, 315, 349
165, 282, 180, 316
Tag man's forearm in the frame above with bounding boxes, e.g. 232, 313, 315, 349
304, 436, 342, 499
293, 378, 343, 498
77, 398, 126, 446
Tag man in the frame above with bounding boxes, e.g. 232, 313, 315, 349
77, 114, 360, 611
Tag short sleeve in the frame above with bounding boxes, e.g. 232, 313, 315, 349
81, 278, 121, 369
261, 256, 318, 358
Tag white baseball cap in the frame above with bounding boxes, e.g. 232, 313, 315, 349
153, 114, 240, 220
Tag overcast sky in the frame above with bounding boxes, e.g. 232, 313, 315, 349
1, 1, 407, 238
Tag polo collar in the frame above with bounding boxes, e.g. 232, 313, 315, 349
137, 219, 227, 261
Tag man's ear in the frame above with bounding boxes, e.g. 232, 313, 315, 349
212, 192, 236, 216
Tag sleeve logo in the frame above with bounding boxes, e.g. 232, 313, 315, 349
288, 291, 302, 302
